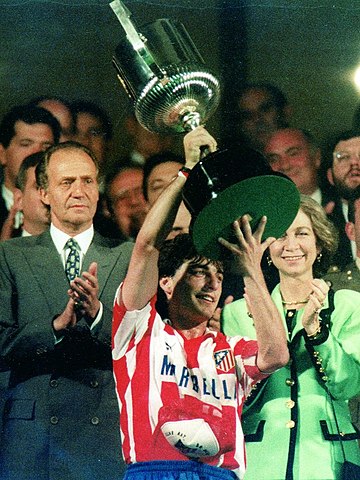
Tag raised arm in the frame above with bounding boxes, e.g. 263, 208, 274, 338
119, 126, 217, 311
219, 216, 289, 373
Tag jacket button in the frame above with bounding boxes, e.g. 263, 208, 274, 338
50, 416, 59, 425
90, 380, 99, 388
286, 378, 295, 386
91, 416, 100, 425
50, 379, 58, 388
285, 400, 295, 409
286, 420, 295, 428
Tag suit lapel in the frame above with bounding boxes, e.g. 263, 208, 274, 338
23, 231, 70, 314
82, 233, 122, 297
22, 231, 125, 313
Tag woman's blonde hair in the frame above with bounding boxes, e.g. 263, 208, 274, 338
299, 194, 338, 275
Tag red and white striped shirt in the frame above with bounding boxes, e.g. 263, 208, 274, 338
112, 288, 268, 479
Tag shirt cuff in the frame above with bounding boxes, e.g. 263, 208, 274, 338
89, 302, 103, 331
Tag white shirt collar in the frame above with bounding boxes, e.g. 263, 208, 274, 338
50, 223, 94, 257
21, 228, 32, 237
355, 256, 360, 271
2, 183, 13, 210
310, 187, 322, 205
342, 201, 357, 259
2, 183, 23, 228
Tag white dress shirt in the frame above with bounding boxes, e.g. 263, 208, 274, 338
50, 223, 103, 333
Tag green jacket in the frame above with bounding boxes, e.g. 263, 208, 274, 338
222, 285, 360, 480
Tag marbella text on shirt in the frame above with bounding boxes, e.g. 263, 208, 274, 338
161, 353, 237, 401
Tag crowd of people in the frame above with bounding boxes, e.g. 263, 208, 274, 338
0, 86, 359, 480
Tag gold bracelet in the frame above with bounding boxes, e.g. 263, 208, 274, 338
306, 324, 322, 338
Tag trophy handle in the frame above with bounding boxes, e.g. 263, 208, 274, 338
110, 0, 165, 81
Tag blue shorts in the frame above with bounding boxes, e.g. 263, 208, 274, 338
124, 460, 237, 480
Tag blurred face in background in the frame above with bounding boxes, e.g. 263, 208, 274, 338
125, 115, 175, 160
74, 113, 108, 165
146, 161, 183, 206
265, 129, 320, 195
37, 99, 74, 142
145, 160, 191, 239
238, 88, 288, 151
16, 165, 50, 235
108, 167, 148, 238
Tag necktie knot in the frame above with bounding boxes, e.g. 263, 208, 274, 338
65, 238, 79, 250
65, 238, 81, 282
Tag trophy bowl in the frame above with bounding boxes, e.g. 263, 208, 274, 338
112, 14, 221, 133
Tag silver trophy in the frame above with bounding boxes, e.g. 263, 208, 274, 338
109, 1, 300, 260
110, 0, 221, 133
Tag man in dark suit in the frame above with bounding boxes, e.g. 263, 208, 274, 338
0, 141, 132, 480
323, 195, 360, 443
0, 103, 60, 235
325, 130, 360, 269
0, 151, 51, 240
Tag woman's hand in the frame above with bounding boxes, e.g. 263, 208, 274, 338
302, 278, 329, 335
218, 215, 275, 278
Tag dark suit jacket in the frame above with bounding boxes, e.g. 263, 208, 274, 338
327, 197, 354, 270
322, 261, 360, 439
0, 190, 9, 233
323, 260, 360, 293
0, 230, 133, 480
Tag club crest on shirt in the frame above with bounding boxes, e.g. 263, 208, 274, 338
214, 349, 235, 373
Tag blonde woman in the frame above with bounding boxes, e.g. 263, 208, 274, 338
222, 195, 360, 480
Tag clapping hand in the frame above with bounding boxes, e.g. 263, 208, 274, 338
68, 262, 100, 321
302, 279, 329, 336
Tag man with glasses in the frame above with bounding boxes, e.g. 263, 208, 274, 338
326, 130, 360, 269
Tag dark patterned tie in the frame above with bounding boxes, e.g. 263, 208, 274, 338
65, 238, 80, 282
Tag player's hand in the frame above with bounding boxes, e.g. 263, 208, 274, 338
183, 126, 217, 169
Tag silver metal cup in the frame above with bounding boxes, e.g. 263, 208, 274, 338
110, 0, 221, 133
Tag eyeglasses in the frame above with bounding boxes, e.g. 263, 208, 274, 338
333, 151, 360, 163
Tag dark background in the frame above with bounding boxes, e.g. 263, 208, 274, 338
1, 0, 359, 157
